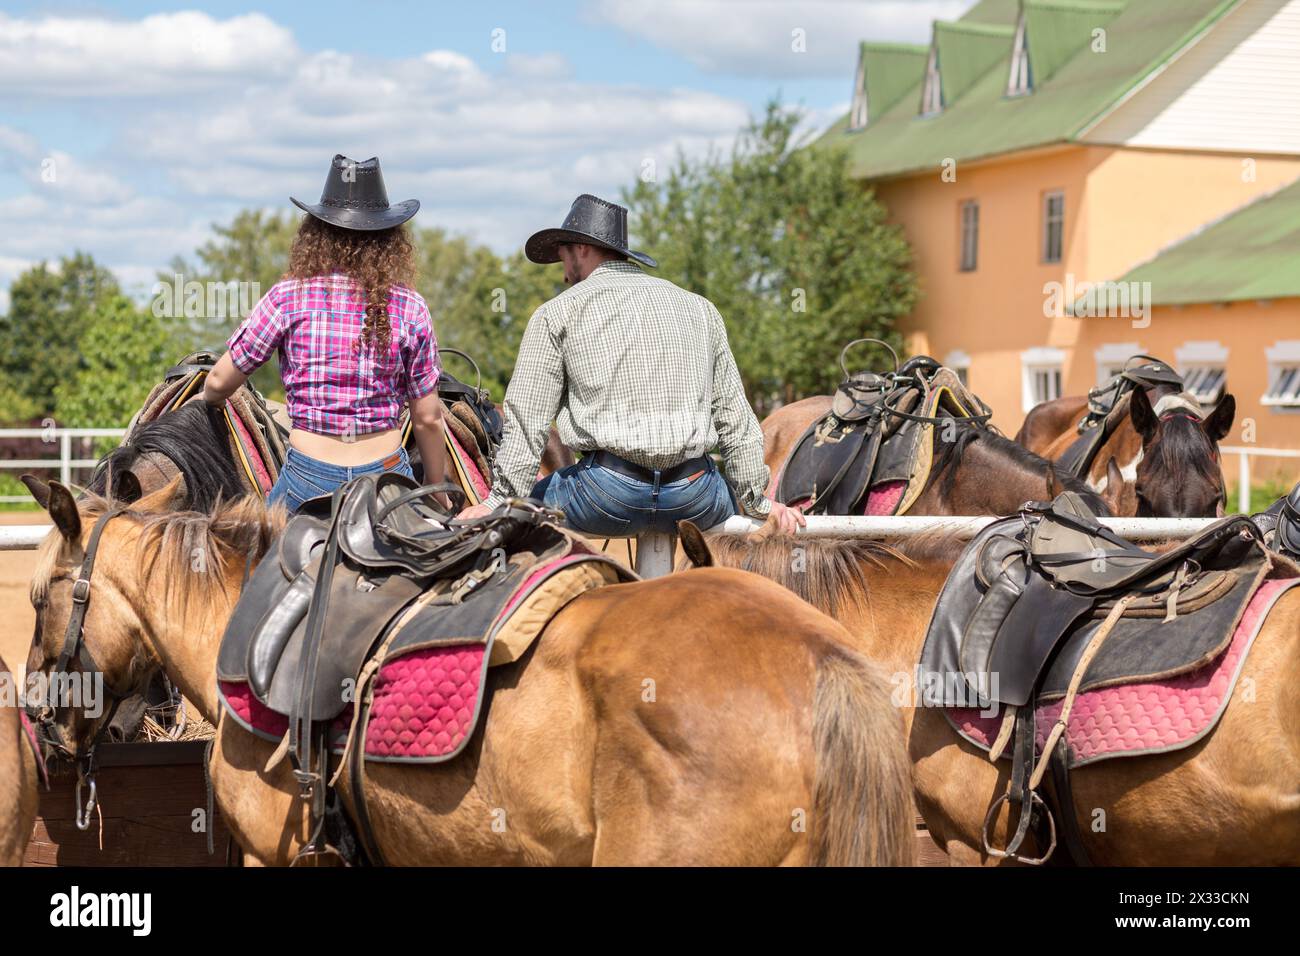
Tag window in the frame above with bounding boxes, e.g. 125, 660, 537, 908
959, 200, 979, 272
921, 47, 942, 116
1175, 341, 1229, 404
1022, 347, 1065, 411
849, 53, 868, 130
945, 349, 971, 387
1094, 343, 1144, 385
1264, 341, 1300, 409
1042, 190, 1064, 264
1007, 15, 1032, 96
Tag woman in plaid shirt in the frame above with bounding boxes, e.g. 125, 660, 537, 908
203, 156, 448, 511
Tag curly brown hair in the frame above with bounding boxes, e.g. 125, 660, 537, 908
285, 215, 416, 352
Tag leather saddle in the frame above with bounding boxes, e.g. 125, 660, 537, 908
402, 347, 503, 488
216, 473, 570, 863
1253, 479, 1300, 561
777, 347, 991, 516
919, 491, 1270, 863
1057, 358, 1183, 478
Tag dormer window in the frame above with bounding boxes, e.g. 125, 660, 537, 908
1007, 13, 1031, 96
921, 46, 942, 116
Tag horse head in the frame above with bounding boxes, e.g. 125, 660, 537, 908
1129, 388, 1234, 517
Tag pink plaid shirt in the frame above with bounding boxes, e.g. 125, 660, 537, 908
227, 275, 440, 436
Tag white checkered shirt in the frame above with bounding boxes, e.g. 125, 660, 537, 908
483, 260, 772, 516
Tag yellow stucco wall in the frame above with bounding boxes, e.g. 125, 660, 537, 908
871, 145, 1300, 445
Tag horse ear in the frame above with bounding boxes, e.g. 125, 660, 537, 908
676, 520, 714, 568
115, 470, 143, 504
19, 474, 50, 510
1203, 393, 1235, 443
1102, 457, 1125, 516
1130, 387, 1158, 444
46, 481, 82, 542
134, 474, 185, 513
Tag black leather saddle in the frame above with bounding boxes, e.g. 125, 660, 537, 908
1057, 357, 1183, 478
217, 473, 567, 863
1253, 480, 1300, 561
777, 343, 991, 515
402, 347, 503, 483
919, 491, 1269, 863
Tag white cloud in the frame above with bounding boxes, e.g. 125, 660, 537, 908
586, 0, 965, 77
0, 11, 298, 96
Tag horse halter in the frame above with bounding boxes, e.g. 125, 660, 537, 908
29, 506, 132, 830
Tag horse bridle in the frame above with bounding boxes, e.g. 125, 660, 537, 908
28, 506, 134, 830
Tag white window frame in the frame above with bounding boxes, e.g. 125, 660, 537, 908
945, 349, 971, 387
1022, 347, 1065, 412
921, 46, 942, 116
1042, 190, 1065, 264
1094, 342, 1144, 386
849, 52, 868, 130
1007, 15, 1031, 96
959, 200, 979, 272
1263, 340, 1300, 410
1175, 341, 1229, 404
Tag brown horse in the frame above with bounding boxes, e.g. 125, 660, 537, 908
1, 657, 39, 866
1025, 388, 1235, 517
21, 476, 914, 867
761, 396, 1121, 516
681, 527, 1300, 866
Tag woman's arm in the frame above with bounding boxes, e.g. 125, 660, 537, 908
202, 352, 249, 406
410, 392, 450, 496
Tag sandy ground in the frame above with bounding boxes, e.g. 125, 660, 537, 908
0, 512, 42, 676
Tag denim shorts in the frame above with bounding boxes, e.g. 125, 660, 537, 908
530, 455, 737, 537
267, 446, 415, 513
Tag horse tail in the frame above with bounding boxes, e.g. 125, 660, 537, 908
809, 648, 915, 867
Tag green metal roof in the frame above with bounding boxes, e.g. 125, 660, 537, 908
1116, 179, 1300, 304
823, 0, 1237, 180
860, 42, 929, 119
935, 21, 1017, 106
1025, 0, 1125, 86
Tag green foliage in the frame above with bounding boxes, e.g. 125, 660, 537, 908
54, 294, 169, 449
625, 101, 917, 408
0, 253, 120, 420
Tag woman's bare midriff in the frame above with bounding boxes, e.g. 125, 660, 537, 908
290, 427, 403, 466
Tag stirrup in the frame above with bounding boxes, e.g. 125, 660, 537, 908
291, 843, 348, 867
981, 791, 1057, 865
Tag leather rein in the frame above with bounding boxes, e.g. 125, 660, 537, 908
28, 507, 134, 831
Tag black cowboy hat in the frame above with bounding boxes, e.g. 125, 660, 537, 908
525, 194, 656, 268
291, 154, 419, 231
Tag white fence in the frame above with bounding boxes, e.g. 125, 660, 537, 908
0, 427, 127, 503
1220, 445, 1300, 514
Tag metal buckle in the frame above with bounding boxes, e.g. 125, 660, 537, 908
292, 769, 319, 801
71, 578, 91, 604
75, 772, 98, 831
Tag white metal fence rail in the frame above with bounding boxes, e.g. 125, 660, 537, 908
1220, 445, 1300, 514
0, 427, 127, 502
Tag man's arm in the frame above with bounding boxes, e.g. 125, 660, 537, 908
707, 303, 804, 534
475, 305, 565, 511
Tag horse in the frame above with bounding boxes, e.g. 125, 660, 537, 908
679, 526, 1300, 866
761, 396, 1123, 516
1, 656, 39, 866
1024, 387, 1235, 517
19, 474, 915, 867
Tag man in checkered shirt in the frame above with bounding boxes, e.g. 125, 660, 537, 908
462, 194, 803, 535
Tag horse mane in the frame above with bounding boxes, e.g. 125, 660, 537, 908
87, 402, 244, 511
31, 491, 285, 620
932, 420, 1113, 515
693, 532, 965, 618
1147, 410, 1221, 485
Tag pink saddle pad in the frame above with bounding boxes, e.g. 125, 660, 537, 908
865, 480, 907, 516
447, 427, 491, 501
947, 577, 1298, 766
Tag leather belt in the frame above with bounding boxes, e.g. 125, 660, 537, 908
591, 451, 710, 485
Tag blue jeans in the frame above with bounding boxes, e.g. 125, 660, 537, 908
532, 455, 737, 537
267, 446, 415, 513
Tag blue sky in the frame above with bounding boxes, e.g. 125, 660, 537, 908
0, 1, 963, 306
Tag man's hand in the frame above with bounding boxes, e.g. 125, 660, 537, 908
759, 500, 806, 536
458, 503, 493, 521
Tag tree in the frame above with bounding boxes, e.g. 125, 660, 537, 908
0, 253, 120, 420
54, 294, 169, 441
624, 102, 917, 409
